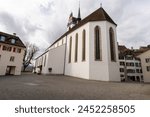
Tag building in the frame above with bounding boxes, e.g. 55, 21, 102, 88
35, 6, 120, 81
118, 45, 143, 82
137, 47, 150, 83
0, 32, 25, 76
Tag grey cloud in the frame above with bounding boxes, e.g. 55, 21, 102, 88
40, 1, 54, 15
0, 12, 42, 43
0, 0, 149, 55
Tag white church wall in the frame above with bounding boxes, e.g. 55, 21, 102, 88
89, 21, 110, 81
106, 22, 120, 81
44, 44, 66, 74
65, 23, 90, 79
88, 21, 120, 81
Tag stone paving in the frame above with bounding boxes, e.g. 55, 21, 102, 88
0, 73, 150, 100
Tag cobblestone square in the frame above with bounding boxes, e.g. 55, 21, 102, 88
0, 73, 150, 100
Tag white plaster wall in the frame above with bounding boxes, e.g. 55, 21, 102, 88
89, 21, 120, 81
106, 22, 120, 81
119, 59, 142, 81
138, 50, 150, 82
0, 43, 25, 76
42, 44, 66, 74
89, 21, 109, 81
65, 23, 90, 79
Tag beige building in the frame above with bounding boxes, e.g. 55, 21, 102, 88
118, 45, 143, 82
137, 49, 150, 82
0, 32, 25, 76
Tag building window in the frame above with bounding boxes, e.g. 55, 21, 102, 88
17, 48, 21, 53
10, 56, 15, 62
126, 56, 133, 60
75, 33, 78, 62
126, 62, 130, 66
120, 62, 125, 66
120, 68, 124, 72
135, 63, 139, 67
109, 27, 116, 61
136, 69, 140, 73
0, 36, 6, 41
147, 66, 150, 72
130, 62, 134, 66
2, 46, 6, 51
11, 39, 16, 44
82, 30, 86, 61
8, 47, 12, 52
94, 26, 102, 60
2, 46, 12, 52
120, 74, 124, 77
68, 37, 72, 63
119, 56, 124, 60
145, 58, 150, 63
127, 69, 135, 73
140, 69, 143, 73
13, 48, 16, 52
3, 46, 12, 52
44, 55, 47, 67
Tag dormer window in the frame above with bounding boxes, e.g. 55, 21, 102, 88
11, 39, 16, 44
0, 36, 6, 41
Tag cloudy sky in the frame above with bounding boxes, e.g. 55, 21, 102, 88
0, 0, 150, 56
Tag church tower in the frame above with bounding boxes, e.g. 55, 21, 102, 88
67, 2, 81, 30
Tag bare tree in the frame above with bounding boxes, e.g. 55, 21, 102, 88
23, 42, 39, 71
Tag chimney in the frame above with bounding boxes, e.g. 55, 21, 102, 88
13, 33, 16, 36
131, 46, 133, 50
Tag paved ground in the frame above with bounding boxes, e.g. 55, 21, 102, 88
0, 73, 150, 100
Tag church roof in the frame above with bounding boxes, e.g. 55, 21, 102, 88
81, 7, 117, 26
48, 7, 117, 49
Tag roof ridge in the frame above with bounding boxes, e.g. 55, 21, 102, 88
47, 7, 117, 50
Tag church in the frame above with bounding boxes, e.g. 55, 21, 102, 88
35, 6, 120, 81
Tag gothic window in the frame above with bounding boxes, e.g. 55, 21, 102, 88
44, 55, 46, 67
75, 33, 78, 62
94, 26, 102, 60
82, 30, 86, 61
68, 37, 72, 63
109, 27, 116, 61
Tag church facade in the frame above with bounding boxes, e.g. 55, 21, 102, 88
35, 7, 120, 81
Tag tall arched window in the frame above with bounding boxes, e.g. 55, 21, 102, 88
109, 27, 116, 61
68, 37, 72, 63
94, 26, 102, 60
44, 55, 47, 67
82, 30, 86, 61
75, 33, 78, 62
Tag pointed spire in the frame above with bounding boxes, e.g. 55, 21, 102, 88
78, 1, 81, 19
100, 3, 102, 8
70, 12, 73, 17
